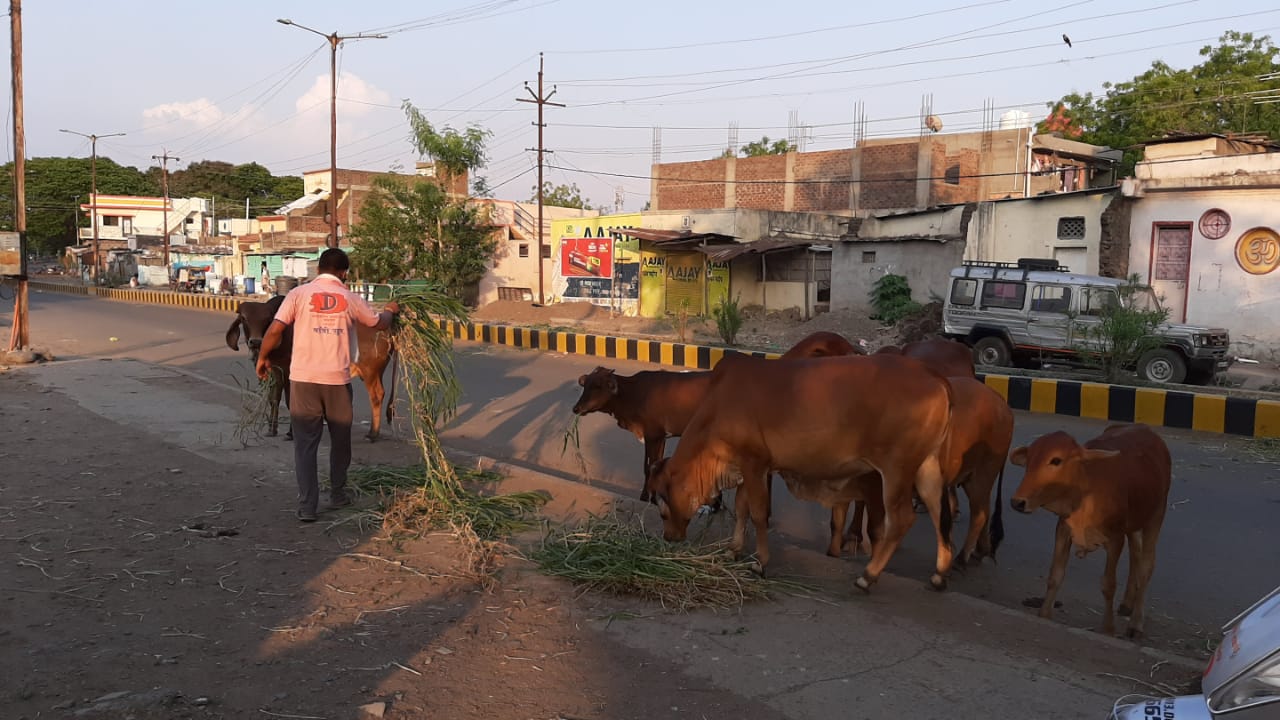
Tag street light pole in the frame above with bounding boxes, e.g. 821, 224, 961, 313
59, 128, 125, 284
277, 18, 385, 249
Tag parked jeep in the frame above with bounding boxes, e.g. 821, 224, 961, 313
942, 259, 1232, 385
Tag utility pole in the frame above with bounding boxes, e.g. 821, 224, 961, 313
152, 149, 179, 269
59, 128, 125, 284
7, 0, 26, 351
277, 18, 386, 249
517, 52, 564, 306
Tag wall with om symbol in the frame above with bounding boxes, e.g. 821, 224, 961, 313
1128, 188, 1280, 360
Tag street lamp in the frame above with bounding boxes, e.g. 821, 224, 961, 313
60, 128, 125, 284
277, 18, 386, 249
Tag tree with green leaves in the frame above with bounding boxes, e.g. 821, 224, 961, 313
738, 136, 796, 157
347, 176, 497, 295
348, 101, 498, 299
0, 156, 157, 254
1042, 32, 1280, 174
530, 181, 592, 210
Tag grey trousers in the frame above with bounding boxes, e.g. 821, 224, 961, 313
290, 381, 354, 514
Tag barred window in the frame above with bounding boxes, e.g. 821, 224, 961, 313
1057, 216, 1086, 240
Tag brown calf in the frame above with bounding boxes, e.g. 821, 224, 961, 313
876, 337, 975, 378
226, 294, 398, 441
1009, 424, 1171, 638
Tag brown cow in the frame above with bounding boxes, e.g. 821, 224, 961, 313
226, 293, 398, 442
836, 376, 1012, 566
572, 331, 865, 503
1009, 424, 1171, 638
647, 353, 956, 591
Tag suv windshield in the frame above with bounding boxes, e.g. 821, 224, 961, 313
1123, 286, 1163, 313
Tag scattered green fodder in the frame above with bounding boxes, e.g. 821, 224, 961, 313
531, 511, 810, 611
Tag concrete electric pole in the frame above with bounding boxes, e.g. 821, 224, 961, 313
517, 53, 564, 306
152, 150, 179, 269
59, 128, 125, 285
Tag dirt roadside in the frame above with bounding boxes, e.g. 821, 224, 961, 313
0, 360, 1206, 720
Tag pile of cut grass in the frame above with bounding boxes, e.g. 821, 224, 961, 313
532, 511, 807, 611
342, 463, 547, 539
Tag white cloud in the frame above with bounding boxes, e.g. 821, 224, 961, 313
141, 98, 226, 127
296, 72, 391, 116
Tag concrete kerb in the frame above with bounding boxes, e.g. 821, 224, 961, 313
28, 280, 1278, 439
445, 446, 1206, 675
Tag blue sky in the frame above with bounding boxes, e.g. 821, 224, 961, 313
9, 0, 1279, 210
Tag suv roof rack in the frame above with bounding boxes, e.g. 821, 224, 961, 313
959, 258, 1069, 280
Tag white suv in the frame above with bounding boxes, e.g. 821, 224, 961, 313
942, 260, 1231, 385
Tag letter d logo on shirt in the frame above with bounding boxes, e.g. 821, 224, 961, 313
309, 292, 348, 314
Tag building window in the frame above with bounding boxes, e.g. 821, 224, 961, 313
541, 244, 551, 259
950, 278, 977, 306
980, 280, 1026, 310
518, 244, 529, 258
944, 164, 961, 185
1030, 284, 1072, 314
861, 251, 876, 264
1057, 216, 1086, 240
102, 216, 119, 227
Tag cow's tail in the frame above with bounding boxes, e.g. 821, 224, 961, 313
989, 464, 1006, 563
937, 376, 956, 550
385, 335, 399, 427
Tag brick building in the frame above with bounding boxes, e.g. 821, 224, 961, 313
651, 128, 1119, 214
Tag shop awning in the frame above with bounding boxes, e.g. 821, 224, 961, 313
612, 227, 738, 246
697, 238, 830, 262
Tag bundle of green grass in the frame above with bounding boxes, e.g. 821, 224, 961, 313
533, 512, 806, 611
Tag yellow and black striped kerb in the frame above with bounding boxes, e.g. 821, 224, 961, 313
437, 320, 1279, 439
977, 373, 1280, 439
25, 280, 88, 295
437, 320, 779, 370
92, 287, 239, 314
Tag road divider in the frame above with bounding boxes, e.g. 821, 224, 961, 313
26, 280, 239, 313
22, 279, 1275, 439
434, 318, 1280, 439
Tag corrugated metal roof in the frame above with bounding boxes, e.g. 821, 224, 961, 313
616, 227, 738, 245
698, 238, 827, 262
275, 190, 329, 216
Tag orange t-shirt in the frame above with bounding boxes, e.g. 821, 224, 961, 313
273, 274, 382, 385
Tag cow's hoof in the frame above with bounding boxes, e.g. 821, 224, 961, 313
1118, 603, 1133, 617
638, 489, 651, 503
854, 575, 873, 593
1125, 626, 1144, 640
748, 561, 765, 577
267, 430, 278, 437
930, 573, 948, 592
285, 434, 293, 442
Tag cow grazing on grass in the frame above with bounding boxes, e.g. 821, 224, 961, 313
1009, 424, 1171, 638
834, 376, 1012, 566
572, 331, 865, 503
225, 294, 398, 442
647, 353, 957, 591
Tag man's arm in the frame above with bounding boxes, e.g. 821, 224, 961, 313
255, 320, 289, 380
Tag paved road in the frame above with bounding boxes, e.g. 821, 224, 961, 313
10, 289, 1280, 657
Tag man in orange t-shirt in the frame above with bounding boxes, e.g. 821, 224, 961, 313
257, 249, 398, 522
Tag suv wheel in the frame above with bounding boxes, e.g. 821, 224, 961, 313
1137, 348, 1187, 384
972, 337, 1012, 367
